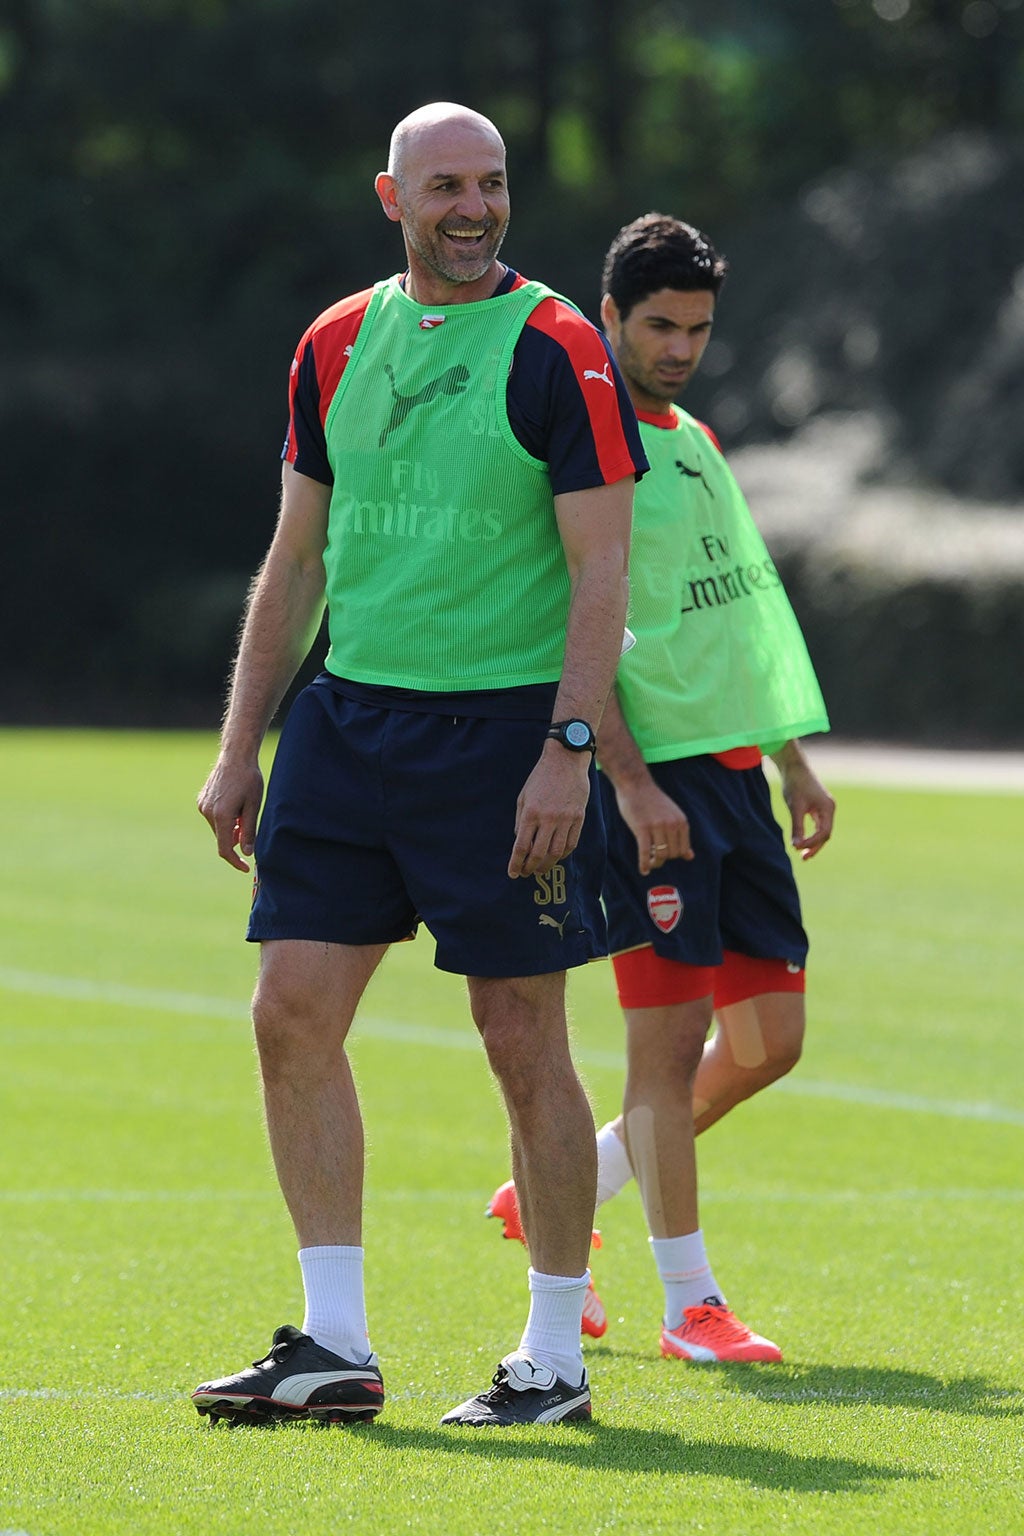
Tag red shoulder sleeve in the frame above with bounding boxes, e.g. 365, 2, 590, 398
283, 288, 375, 480
524, 297, 646, 488
696, 419, 723, 453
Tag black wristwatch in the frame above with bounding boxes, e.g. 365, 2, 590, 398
546, 718, 597, 754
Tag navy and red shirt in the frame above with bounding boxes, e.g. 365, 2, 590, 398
282, 266, 647, 495
281, 266, 646, 718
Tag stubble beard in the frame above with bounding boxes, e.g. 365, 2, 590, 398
619, 339, 689, 411
407, 214, 510, 287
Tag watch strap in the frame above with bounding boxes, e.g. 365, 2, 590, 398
546, 718, 597, 753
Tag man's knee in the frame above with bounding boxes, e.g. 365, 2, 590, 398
251, 939, 379, 1067
625, 1000, 712, 1084
715, 994, 804, 1077
764, 1029, 802, 1081
469, 974, 570, 1090
251, 975, 319, 1071
751, 1028, 802, 1099
633, 1035, 705, 1094
762, 1005, 805, 1077
251, 958, 346, 1075
477, 1019, 535, 1088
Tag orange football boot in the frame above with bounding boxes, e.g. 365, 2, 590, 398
661, 1304, 782, 1363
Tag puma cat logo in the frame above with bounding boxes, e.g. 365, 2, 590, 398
379, 362, 471, 446
583, 363, 614, 387
538, 912, 569, 938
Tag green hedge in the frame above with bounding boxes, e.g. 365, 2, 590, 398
779, 551, 1024, 746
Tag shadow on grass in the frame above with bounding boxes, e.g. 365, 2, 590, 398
711, 1362, 1023, 1419
366, 1422, 926, 1492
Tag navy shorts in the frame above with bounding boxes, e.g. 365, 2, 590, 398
248, 678, 608, 977
598, 754, 807, 967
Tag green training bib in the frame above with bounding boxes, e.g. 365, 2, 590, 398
617, 407, 829, 761
321, 276, 571, 691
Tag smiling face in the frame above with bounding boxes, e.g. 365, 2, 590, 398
601, 287, 716, 413
375, 107, 510, 304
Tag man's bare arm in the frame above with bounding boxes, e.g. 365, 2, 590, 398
769, 738, 836, 861
508, 476, 633, 879
597, 689, 694, 875
197, 464, 330, 871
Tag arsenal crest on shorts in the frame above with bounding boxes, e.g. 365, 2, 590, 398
647, 885, 682, 933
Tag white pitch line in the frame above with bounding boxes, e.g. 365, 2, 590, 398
0, 1186, 1019, 1206
770, 1074, 1024, 1126
1, 966, 1022, 1127
0, 1388, 176, 1404
0, 1187, 478, 1205
0, 1189, 274, 1204
0, 968, 251, 1021
0, 1385, 435, 1408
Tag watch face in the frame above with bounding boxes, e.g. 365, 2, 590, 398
565, 720, 591, 748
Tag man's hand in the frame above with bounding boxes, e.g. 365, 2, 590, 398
508, 744, 592, 878
197, 754, 265, 873
773, 745, 835, 861
194, 466, 329, 875
613, 776, 694, 875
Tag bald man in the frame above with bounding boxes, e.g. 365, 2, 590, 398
192, 103, 647, 1428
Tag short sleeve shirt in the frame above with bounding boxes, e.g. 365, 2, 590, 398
282, 266, 647, 494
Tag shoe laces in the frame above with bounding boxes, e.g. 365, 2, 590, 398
478, 1364, 516, 1405
254, 1333, 301, 1369
679, 1304, 750, 1343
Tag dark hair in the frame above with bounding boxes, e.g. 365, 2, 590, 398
602, 213, 728, 320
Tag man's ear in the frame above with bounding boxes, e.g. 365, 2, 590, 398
374, 172, 402, 223
600, 293, 620, 336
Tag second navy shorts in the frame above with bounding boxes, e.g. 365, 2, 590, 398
598, 753, 808, 967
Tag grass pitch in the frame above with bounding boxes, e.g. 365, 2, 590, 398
0, 729, 1021, 1535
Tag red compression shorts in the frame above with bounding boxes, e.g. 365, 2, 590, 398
611, 945, 807, 1010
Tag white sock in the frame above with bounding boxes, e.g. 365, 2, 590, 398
518, 1268, 588, 1386
650, 1231, 726, 1329
596, 1120, 634, 1207
298, 1245, 373, 1364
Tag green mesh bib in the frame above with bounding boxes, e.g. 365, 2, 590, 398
616, 407, 829, 761
321, 276, 571, 690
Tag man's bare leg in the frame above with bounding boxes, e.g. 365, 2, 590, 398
620, 998, 712, 1238
619, 996, 740, 1336
693, 991, 805, 1134
252, 938, 388, 1246
614, 996, 782, 1358
469, 971, 595, 1386
190, 938, 391, 1420
602, 989, 805, 1166
470, 971, 595, 1277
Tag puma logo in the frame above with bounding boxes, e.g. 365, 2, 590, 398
538, 912, 569, 938
675, 459, 714, 497
379, 362, 470, 446
583, 363, 614, 387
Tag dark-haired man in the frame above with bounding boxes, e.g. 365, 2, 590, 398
489, 214, 834, 1364
193, 103, 645, 1429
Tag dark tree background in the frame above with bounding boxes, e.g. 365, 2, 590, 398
3, 0, 1023, 735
